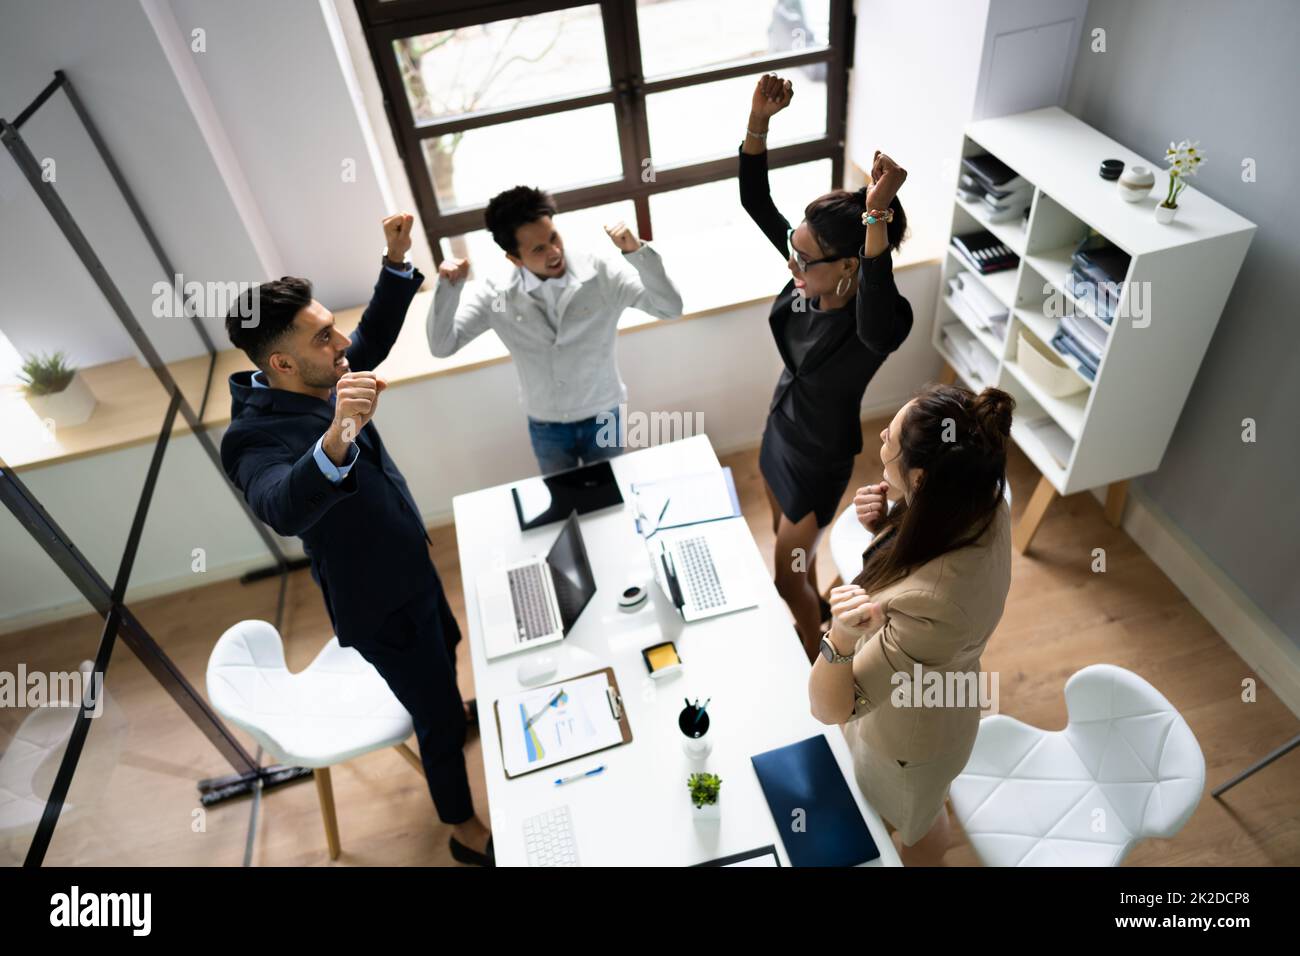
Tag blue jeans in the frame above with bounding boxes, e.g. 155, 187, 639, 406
527, 406, 623, 475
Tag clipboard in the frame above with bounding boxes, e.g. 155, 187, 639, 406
631, 467, 741, 537
493, 667, 632, 779
694, 845, 782, 867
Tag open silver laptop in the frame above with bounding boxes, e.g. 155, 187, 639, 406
477, 512, 597, 660
646, 520, 757, 623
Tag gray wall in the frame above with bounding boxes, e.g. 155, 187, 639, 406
1067, 0, 1299, 643
0, 0, 403, 369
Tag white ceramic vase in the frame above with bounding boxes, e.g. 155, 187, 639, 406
1116, 164, 1155, 202
25, 371, 97, 427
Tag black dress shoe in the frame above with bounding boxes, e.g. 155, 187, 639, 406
449, 834, 494, 867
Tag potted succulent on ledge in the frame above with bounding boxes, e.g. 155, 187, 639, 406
1157, 139, 1204, 224
19, 351, 97, 427
688, 771, 722, 821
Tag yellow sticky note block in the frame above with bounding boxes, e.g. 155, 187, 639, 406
645, 643, 680, 671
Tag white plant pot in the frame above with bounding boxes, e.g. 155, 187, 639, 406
691, 798, 720, 821
1116, 164, 1155, 202
1154, 203, 1178, 224
25, 372, 97, 427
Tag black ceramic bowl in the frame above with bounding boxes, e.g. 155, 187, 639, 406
1099, 158, 1125, 180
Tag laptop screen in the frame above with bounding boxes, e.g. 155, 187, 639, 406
547, 512, 598, 634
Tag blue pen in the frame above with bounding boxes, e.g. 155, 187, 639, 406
555, 765, 606, 786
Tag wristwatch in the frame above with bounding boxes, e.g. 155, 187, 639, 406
819, 633, 855, 664
382, 248, 412, 270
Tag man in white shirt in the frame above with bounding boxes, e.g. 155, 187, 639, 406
428, 186, 683, 474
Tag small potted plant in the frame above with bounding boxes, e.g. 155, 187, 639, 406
1157, 139, 1204, 223
19, 351, 97, 426
687, 771, 722, 821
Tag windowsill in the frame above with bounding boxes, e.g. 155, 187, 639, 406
0, 255, 937, 473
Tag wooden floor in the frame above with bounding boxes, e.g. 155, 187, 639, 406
5, 417, 1298, 866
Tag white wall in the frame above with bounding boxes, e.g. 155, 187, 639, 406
0, 0, 270, 366
847, 0, 990, 264
0, 0, 404, 373
847, 0, 1086, 266
166, 0, 397, 306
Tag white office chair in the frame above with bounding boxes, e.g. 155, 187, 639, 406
829, 482, 1012, 587
949, 663, 1205, 866
206, 621, 423, 861
0, 660, 126, 862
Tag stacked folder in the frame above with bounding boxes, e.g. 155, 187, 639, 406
1067, 236, 1131, 323
958, 154, 1032, 223
942, 323, 998, 385
951, 229, 1019, 275
1052, 312, 1107, 380
946, 273, 1008, 341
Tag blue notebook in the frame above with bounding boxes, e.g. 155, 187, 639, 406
751, 735, 880, 867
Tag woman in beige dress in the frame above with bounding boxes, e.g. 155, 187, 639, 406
809, 382, 1015, 865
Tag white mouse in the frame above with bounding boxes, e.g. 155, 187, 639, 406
516, 653, 558, 686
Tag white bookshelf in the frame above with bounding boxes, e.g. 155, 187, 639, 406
932, 107, 1256, 550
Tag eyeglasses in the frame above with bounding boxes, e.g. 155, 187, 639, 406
786, 227, 840, 272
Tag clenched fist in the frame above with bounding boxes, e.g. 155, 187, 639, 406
751, 73, 793, 119
827, 584, 884, 645
866, 150, 907, 212
322, 371, 388, 464
853, 480, 891, 533
383, 213, 414, 263
604, 221, 642, 253
438, 257, 470, 283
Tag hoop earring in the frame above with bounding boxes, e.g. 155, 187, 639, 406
835, 274, 852, 297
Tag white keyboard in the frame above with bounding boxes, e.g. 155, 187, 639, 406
678, 534, 726, 610
523, 805, 579, 867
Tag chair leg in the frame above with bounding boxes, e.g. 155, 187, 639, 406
314, 767, 341, 861
937, 362, 958, 386
1104, 480, 1129, 527
394, 742, 426, 778
1013, 475, 1057, 555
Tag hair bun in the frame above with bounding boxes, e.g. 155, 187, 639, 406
971, 387, 1015, 445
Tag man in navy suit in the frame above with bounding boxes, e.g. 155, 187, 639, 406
220, 214, 492, 865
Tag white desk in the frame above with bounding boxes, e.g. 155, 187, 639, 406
452, 435, 902, 867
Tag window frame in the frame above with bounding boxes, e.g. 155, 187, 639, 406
355, 0, 852, 262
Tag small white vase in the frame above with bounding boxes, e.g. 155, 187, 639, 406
691, 798, 720, 821
1116, 164, 1155, 202
25, 372, 97, 427
1154, 203, 1178, 224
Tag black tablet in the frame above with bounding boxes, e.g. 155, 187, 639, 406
510, 460, 624, 531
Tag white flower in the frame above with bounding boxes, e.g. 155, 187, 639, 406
1164, 138, 1205, 177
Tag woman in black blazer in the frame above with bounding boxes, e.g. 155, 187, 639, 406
740, 73, 913, 661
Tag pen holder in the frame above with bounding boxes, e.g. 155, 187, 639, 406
679, 704, 712, 760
